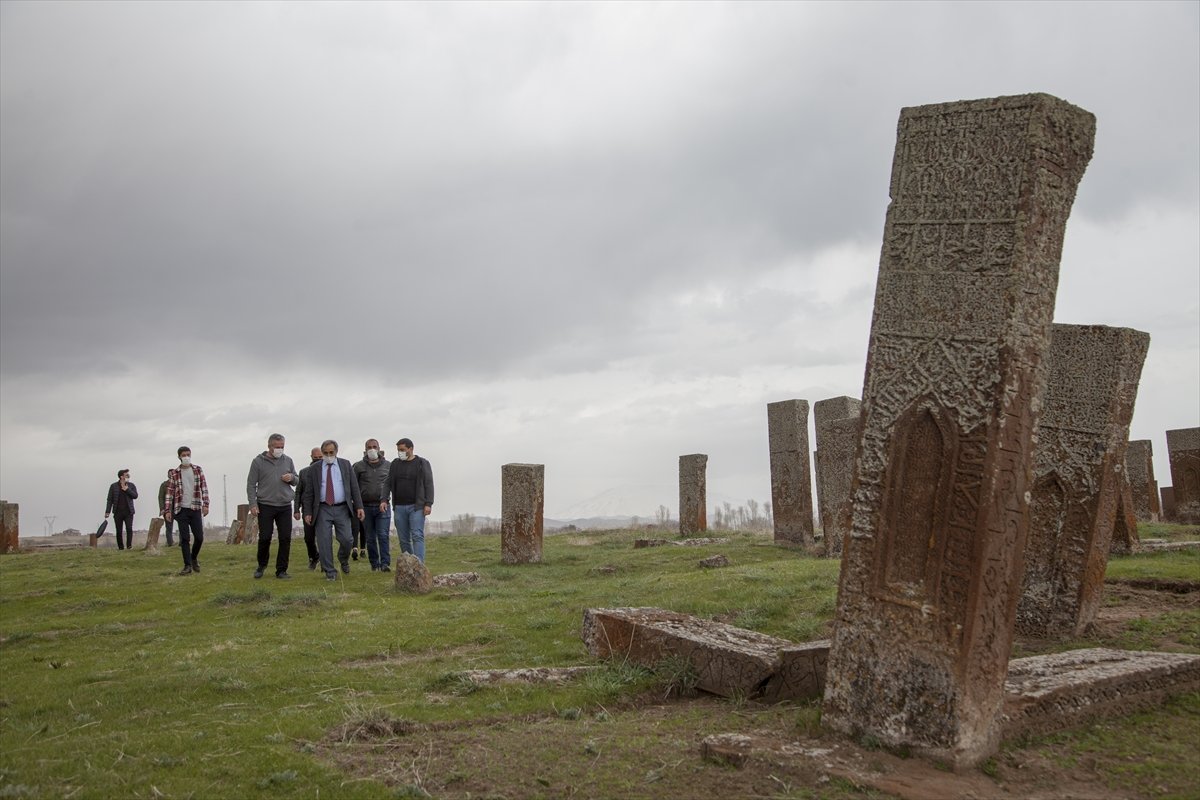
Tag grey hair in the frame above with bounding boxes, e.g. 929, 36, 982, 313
268, 433, 285, 444
320, 439, 339, 452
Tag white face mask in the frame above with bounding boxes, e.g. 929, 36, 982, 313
180, 457, 191, 466
366, 448, 379, 460
396, 450, 409, 461
322, 455, 337, 465
272, 448, 285, 458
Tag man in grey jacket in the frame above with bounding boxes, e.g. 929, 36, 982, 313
247, 433, 299, 579
353, 438, 391, 572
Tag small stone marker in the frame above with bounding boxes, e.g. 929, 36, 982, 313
822, 93, 1096, 768
393, 553, 432, 593
767, 400, 814, 545
501, 463, 544, 564
1166, 428, 1200, 523
144, 517, 164, 553
678, 454, 708, 537
813, 396, 862, 558
1019, 324, 1149, 637
0, 501, 18, 554
431, 571, 480, 588
89, 533, 98, 548
1125, 440, 1161, 522
698, 554, 730, 568
1161, 486, 1176, 521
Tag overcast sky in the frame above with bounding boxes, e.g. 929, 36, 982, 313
2, 1, 1197, 534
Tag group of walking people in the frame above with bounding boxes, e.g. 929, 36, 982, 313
105, 434, 434, 581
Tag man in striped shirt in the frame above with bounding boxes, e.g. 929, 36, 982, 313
163, 446, 210, 576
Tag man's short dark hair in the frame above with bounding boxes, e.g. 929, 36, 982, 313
177, 446, 191, 458
118, 469, 129, 478
397, 438, 414, 448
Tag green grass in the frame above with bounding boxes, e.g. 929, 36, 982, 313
0, 525, 1197, 799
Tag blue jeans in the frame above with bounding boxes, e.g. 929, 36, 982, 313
363, 504, 390, 568
394, 504, 425, 562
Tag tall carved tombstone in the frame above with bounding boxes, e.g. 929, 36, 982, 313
0, 501, 18, 554
236, 503, 257, 544
1124, 440, 1160, 522
1109, 474, 1140, 555
767, 400, 815, 545
813, 397, 862, 558
1018, 324, 1149, 637
678, 454, 708, 537
1166, 428, 1200, 523
501, 463, 544, 564
821, 94, 1095, 768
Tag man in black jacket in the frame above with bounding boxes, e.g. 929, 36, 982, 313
380, 438, 434, 563
104, 469, 138, 550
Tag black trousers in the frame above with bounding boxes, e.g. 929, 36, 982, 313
302, 516, 318, 562
175, 507, 204, 567
164, 516, 175, 547
114, 513, 134, 550
256, 503, 292, 575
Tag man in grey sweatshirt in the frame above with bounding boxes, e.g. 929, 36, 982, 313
247, 433, 299, 579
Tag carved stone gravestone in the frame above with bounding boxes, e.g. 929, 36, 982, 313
1018, 324, 1149, 637
0, 501, 18, 554
1109, 470, 1140, 555
767, 400, 814, 545
678, 454, 708, 537
1160, 486, 1176, 521
813, 397, 862, 558
821, 93, 1095, 769
236, 503, 257, 544
145, 517, 165, 553
1124, 440, 1160, 522
1166, 428, 1200, 523
501, 463, 544, 564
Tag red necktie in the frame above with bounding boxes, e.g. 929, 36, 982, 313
325, 464, 335, 505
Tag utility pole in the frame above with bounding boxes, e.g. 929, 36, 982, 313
44, 516, 56, 536
223, 474, 228, 527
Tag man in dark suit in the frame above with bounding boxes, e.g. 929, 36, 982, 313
302, 439, 365, 581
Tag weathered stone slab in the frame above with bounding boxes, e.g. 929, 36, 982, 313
1108, 473, 1140, 555
144, 517, 164, 553
1166, 428, 1200, 523
1160, 486, 1176, 521
458, 666, 598, 686
1019, 324, 1149, 637
501, 463, 544, 564
0, 501, 18, 554
1138, 540, 1200, 553
678, 454, 708, 537
582, 607, 790, 698
813, 397, 862, 558
225, 519, 243, 545
633, 538, 670, 549
1125, 440, 1160, 522
393, 553, 432, 593
823, 93, 1095, 769
767, 399, 814, 545
236, 503, 257, 544
432, 571, 480, 588
1001, 648, 1200, 740
698, 554, 730, 568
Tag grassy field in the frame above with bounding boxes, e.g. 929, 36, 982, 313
1, 525, 1197, 799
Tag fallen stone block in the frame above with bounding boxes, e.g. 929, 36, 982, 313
582, 607, 792, 699
1137, 540, 1200, 553
633, 539, 670, 549
458, 666, 598, 686
1001, 647, 1200, 740
698, 554, 730, 568
761, 640, 831, 703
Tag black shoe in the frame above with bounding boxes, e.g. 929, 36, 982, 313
325, 573, 337, 581
351, 548, 359, 561
192, 561, 200, 573
341, 562, 350, 574
276, 572, 291, 580
308, 559, 318, 571
178, 566, 193, 576
381, 565, 391, 572
371, 565, 380, 572
254, 568, 264, 579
